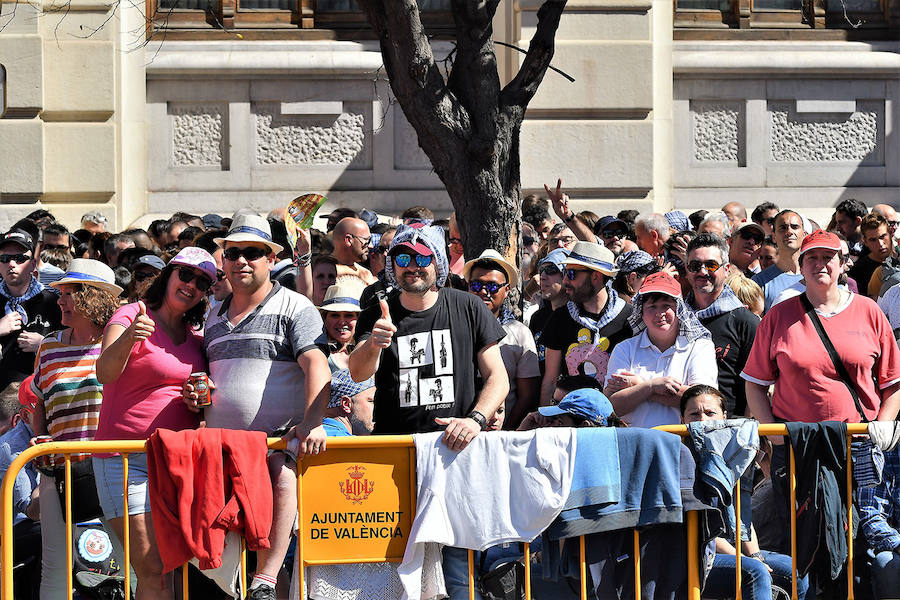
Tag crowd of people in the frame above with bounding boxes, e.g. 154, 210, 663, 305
1, 192, 900, 600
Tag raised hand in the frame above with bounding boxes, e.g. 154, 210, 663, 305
370, 298, 396, 349
127, 301, 155, 344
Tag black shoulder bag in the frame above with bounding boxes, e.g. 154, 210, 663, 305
799, 293, 869, 422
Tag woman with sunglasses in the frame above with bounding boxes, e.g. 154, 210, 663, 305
93, 246, 215, 600
604, 271, 717, 428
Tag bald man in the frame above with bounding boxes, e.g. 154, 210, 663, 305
331, 217, 377, 285
722, 201, 747, 229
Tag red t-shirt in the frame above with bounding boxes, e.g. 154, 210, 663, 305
741, 293, 900, 423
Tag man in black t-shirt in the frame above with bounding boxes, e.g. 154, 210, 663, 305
685, 233, 757, 416
0, 228, 62, 390
351, 223, 508, 446
538, 241, 632, 405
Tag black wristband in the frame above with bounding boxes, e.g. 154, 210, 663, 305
467, 410, 488, 431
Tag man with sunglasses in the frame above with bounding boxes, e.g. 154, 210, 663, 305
331, 217, 377, 285
196, 213, 331, 600
537, 241, 633, 407
728, 221, 766, 277
0, 227, 61, 390
685, 234, 759, 417
463, 250, 540, 430
595, 216, 629, 258
351, 223, 508, 600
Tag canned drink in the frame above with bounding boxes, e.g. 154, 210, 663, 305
32, 435, 55, 472
190, 372, 212, 407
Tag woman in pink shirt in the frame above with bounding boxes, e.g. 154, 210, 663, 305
93, 247, 215, 600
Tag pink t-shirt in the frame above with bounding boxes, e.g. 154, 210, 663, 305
741, 293, 900, 423
95, 302, 204, 444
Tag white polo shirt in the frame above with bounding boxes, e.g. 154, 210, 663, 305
604, 330, 718, 428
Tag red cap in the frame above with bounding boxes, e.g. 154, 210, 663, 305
391, 241, 433, 257
18, 375, 37, 412
639, 271, 682, 299
799, 229, 841, 257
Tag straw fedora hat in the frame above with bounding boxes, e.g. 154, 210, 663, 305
214, 212, 284, 254
461, 249, 519, 287
50, 258, 123, 296
562, 241, 619, 277
320, 278, 366, 313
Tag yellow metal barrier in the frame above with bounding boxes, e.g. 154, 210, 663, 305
1, 425, 867, 600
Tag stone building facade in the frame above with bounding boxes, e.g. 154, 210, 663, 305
0, 0, 897, 230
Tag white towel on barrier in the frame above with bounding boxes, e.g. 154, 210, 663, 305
399, 429, 577, 600
869, 421, 900, 451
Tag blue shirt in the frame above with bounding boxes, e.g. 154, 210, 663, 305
323, 417, 351, 437
859, 446, 900, 553
0, 420, 38, 525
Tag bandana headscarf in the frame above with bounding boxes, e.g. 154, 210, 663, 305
665, 210, 690, 232
1, 278, 44, 323
617, 250, 654, 274
497, 305, 517, 326
385, 224, 449, 287
329, 369, 375, 409
628, 291, 711, 344
688, 284, 745, 320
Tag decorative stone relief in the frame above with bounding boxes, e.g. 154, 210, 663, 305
171, 104, 225, 167
770, 102, 878, 162
692, 101, 742, 163
254, 104, 366, 165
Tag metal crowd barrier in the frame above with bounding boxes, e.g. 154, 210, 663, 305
0, 424, 869, 600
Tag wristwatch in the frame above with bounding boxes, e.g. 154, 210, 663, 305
749, 552, 767, 564
467, 410, 488, 431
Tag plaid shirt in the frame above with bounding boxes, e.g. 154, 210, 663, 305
858, 446, 900, 553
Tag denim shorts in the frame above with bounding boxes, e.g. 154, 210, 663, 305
92, 453, 152, 519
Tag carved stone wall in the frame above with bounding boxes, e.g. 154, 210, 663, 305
769, 102, 879, 163
691, 101, 742, 163
171, 104, 225, 167
254, 104, 366, 166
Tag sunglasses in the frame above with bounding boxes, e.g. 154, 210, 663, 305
223, 246, 268, 262
738, 230, 764, 245
371, 246, 389, 255
469, 281, 508, 295
394, 253, 433, 268
174, 266, 214, 292
686, 260, 723, 274
0, 253, 30, 264
539, 264, 561, 276
133, 270, 157, 283
601, 228, 627, 239
565, 268, 591, 280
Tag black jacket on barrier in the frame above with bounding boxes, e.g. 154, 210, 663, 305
786, 421, 850, 581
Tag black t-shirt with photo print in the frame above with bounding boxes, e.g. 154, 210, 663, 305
355, 287, 506, 435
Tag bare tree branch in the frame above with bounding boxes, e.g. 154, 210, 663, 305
500, 0, 567, 119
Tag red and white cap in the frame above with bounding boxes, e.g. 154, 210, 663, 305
638, 271, 682, 299
799, 229, 841, 258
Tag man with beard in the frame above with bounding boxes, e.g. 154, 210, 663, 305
537, 241, 632, 406
596, 216, 629, 258
350, 223, 508, 600
752, 210, 807, 313
331, 217, 377, 285
686, 233, 758, 416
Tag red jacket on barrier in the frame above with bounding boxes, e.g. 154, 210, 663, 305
146, 428, 273, 573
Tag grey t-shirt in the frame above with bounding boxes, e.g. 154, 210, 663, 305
203, 283, 324, 434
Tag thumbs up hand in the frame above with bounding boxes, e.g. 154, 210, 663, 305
127, 300, 156, 344
371, 298, 396, 349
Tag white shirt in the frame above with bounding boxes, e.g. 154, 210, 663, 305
605, 331, 718, 428
499, 319, 541, 412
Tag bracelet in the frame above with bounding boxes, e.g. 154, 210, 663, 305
749, 552, 766, 563
467, 410, 488, 431
294, 252, 312, 267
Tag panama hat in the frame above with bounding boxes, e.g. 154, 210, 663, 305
562, 241, 618, 277
50, 258, 123, 296
214, 212, 284, 254
320, 279, 365, 313
461, 249, 519, 287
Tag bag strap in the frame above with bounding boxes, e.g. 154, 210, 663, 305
799, 293, 869, 422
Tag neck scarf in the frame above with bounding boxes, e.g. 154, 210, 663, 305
688, 285, 745, 320
566, 284, 626, 336
629, 293, 711, 344
1, 277, 43, 322
497, 305, 517, 326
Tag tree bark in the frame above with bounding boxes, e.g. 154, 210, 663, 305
357, 0, 568, 261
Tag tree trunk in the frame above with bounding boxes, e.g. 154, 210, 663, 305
357, 0, 567, 262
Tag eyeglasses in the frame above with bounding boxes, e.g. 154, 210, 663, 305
133, 270, 157, 283
468, 281, 508, 295
348, 233, 373, 247
522, 236, 535, 246
552, 236, 577, 246
394, 253, 433, 268
686, 260, 723, 274
0, 253, 30, 264
372, 246, 389, 256
174, 266, 213, 292
601, 229, 626, 239
223, 246, 268, 262
564, 268, 591, 280
216, 269, 226, 282
539, 264, 561, 276
738, 230, 764, 245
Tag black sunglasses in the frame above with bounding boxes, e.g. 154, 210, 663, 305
469, 281, 508, 295
372, 246, 389, 255
0, 253, 30, 264
174, 266, 213, 292
601, 228, 627, 239
565, 268, 591, 281
133, 270, 157, 283
738, 230, 764, 244
223, 246, 268, 262
539, 264, 561, 276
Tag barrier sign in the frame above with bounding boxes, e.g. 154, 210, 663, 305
299, 445, 414, 563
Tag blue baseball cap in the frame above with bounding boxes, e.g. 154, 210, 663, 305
540, 248, 570, 272
539, 388, 614, 426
